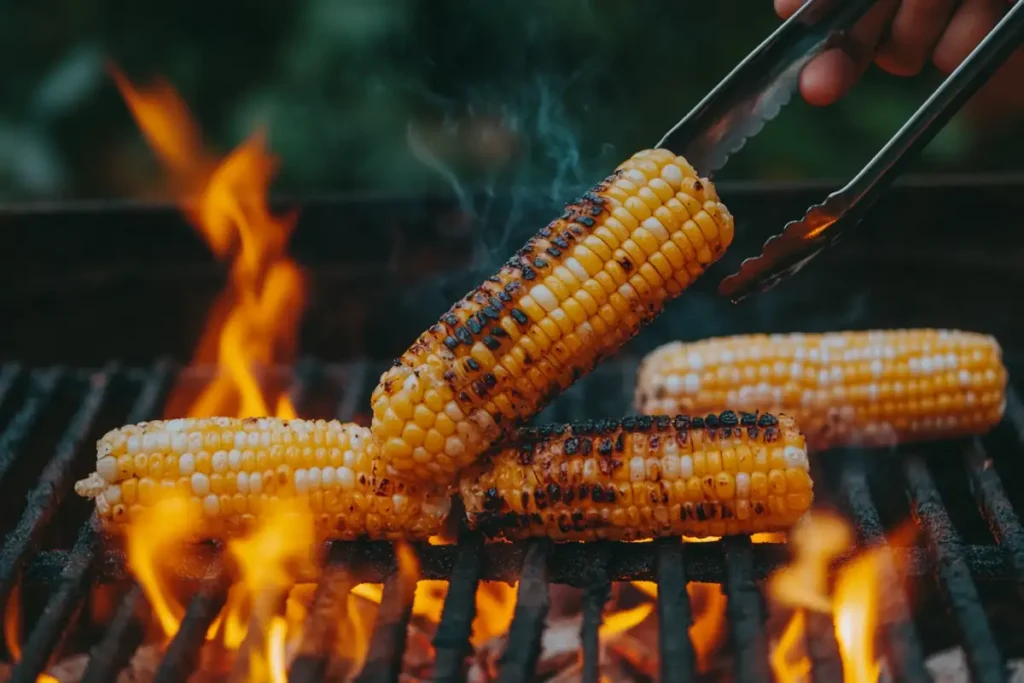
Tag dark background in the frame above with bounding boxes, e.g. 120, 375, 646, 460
1, 0, 1022, 205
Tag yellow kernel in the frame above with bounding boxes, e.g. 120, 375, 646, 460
750, 472, 768, 498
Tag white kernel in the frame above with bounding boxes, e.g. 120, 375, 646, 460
870, 360, 883, 377
789, 363, 803, 379
660, 163, 684, 189
167, 419, 186, 432
305, 467, 320, 490
321, 467, 337, 489
783, 446, 808, 469
187, 433, 203, 451
530, 284, 559, 312
343, 450, 357, 468
444, 401, 465, 422
179, 453, 196, 476
628, 456, 645, 483
662, 454, 680, 479
735, 473, 750, 499
721, 350, 735, 364
237, 472, 249, 494
294, 469, 308, 496
337, 467, 356, 490
104, 484, 122, 505
245, 432, 259, 448
202, 494, 220, 517
684, 373, 701, 392
142, 433, 158, 452
583, 458, 600, 482
126, 435, 142, 455
171, 433, 187, 453
564, 257, 591, 282
228, 449, 242, 471
686, 351, 704, 370
393, 494, 408, 515
959, 370, 972, 386
211, 450, 228, 474
191, 473, 210, 496
97, 456, 118, 482
444, 436, 466, 459
679, 455, 694, 479
641, 216, 669, 241
664, 375, 682, 394
818, 369, 831, 386
250, 473, 263, 494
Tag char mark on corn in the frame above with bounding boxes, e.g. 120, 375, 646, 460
636, 329, 1007, 451
74, 417, 451, 541
371, 149, 736, 486
460, 410, 812, 542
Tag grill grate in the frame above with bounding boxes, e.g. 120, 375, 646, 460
1, 359, 1024, 682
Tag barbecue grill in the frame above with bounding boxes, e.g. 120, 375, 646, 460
3, 175, 1024, 683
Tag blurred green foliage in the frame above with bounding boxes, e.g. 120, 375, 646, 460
0, 0, 1020, 202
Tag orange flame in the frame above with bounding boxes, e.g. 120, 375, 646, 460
833, 552, 883, 683
113, 67, 304, 421
770, 611, 811, 683
4, 581, 21, 662
125, 493, 197, 641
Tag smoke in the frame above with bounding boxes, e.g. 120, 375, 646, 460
403, 69, 617, 313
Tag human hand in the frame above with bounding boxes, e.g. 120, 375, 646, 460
776, 0, 1013, 105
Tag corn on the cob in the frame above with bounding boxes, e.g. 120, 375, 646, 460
74, 417, 451, 541
636, 329, 1007, 451
371, 149, 735, 486
460, 411, 812, 541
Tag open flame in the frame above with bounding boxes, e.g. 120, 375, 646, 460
113, 67, 304, 420
767, 512, 914, 683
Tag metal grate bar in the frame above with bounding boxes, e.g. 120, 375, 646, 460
0, 365, 111, 606
23, 537, 1019, 588
8, 517, 100, 683
839, 452, 929, 683
153, 567, 230, 683
432, 533, 483, 683
496, 541, 551, 683
0, 364, 22, 411
968, 436, 1024, 589
353, 571, 414, 683
723, 537, 771, 683
79, 585, 148, 683
46, 362, 168, 682
0, 367, 61, 488
655, 539, 696, 683
580, 545, 610, 683
903, 455, 1007, 683
805, 611, 843, 683
289, 555, 354, 683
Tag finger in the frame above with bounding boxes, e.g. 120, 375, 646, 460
933, 0, 1004, 73
775, 0, 808, 19
800, 0, 900, 105
875, 0, 958, 76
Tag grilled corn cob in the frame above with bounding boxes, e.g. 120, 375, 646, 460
372, 149, 735, 486
636, 329, 1007, 451
74, 417, 451, 540
460, 411, 812, 541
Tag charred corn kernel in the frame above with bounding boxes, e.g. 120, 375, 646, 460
371, 149, 734, 486
75, 417, 451, 541
460, 410, 811, 541
636, 329, 1007, 451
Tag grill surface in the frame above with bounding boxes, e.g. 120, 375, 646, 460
2, 359, 1024, 683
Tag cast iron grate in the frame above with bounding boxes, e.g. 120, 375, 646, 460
1, 358, 1024, 683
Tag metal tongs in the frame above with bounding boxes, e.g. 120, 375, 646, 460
657, 0, 1024, 303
